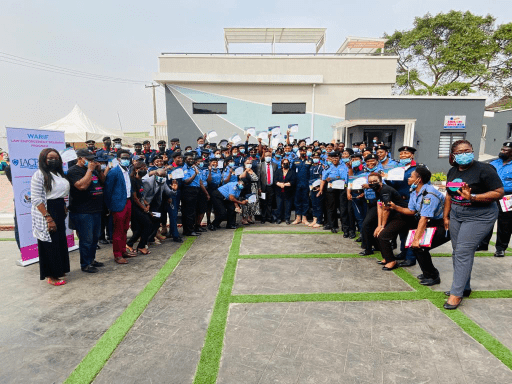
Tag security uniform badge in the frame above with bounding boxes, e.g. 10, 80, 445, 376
423, 197, 431, 205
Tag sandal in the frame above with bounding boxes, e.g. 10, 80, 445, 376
47, 279, 66, 286
126, 245, 134, 252
138, 248, 151, 255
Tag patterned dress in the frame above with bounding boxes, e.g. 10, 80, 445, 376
242, 171, 260, 217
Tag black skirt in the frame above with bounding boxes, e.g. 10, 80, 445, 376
38, 198, 70, 280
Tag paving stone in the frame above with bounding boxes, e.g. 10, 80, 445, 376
407, 256, 512, 291
233, 258, 413, 295
218, 300, 512, 384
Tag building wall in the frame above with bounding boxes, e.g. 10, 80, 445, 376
484, 109, 512, 155
345, 98, 486, 173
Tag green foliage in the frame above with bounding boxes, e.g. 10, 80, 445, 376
384, 11, 512, 97
431, 172, 447, 182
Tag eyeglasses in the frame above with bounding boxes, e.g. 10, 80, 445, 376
368, 181, 380, 185
452, 149, 473, 155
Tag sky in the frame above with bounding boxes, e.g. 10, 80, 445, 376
0, 0, 511, 134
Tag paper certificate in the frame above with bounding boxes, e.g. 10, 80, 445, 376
152, 212, 162, 218
171, 168, 184, 179
217, 160, 224, 169
304, 137, 311, 146
207, 130, 218, 139
269, 126, 281, 136
350, 177, 366, 190
230, 134, 241, 144
260, 192, 266, 200
500, 195, 512, 212
288, 124, 299, 133
310, 179, 321, 190
258, 132, 268, 140
234, 167, 244, 176
405, 228, 437, 247
245, 128, 256, 136
247, 194, 257, 204
331, 180, 345, 190
60, 148, 77, 163
386, 167, 405, 181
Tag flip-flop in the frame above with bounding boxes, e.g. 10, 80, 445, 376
47, 279, 66, 286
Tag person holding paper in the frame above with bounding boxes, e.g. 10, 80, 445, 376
206, 158, 222, 230
194, 134, 208, 157
274, 159, 296, 224
142, 140, 156, 166
211, 181, 248, 229
375, 145, 398, 169
258, 151, 277, 224
222, 156, 238, 184
443, 140, 503, 309
240, 158, 260, 225
166, 152, 184, 242
388, 166, 449, 286
181, 153, 203, 237
291, 146, 312, 225
309, 152, 325, 228
347, 153, 366, 242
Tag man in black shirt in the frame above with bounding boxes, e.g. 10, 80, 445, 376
67, 149, 106, 273
367, 172, 410, 271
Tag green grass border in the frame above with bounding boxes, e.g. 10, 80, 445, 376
64, 237, 195, 384
243, 230, 340, 235
238, 253, 379, 259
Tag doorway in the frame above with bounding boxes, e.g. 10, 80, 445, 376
363, 128, 396, 154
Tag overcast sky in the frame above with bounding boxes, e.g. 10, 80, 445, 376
0, 0, 510, 133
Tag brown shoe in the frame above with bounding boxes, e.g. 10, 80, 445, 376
123, 252, 137, 258
115, 257, 128, 264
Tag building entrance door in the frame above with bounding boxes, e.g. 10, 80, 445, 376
364, 128, 396, 153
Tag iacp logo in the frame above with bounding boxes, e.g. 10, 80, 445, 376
14, 158, 39, 169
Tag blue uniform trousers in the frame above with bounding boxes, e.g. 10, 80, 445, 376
310, 190, 324, 224
294, 186, 310, 216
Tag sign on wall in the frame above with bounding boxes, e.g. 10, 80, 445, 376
6, 127, 76, 266
444, 116, 466, 129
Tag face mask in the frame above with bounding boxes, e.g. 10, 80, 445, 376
101, 164, 107, 170
115, 144, 122, 149
293, 147, 299, 153
498, 152, 509, 161
156, 176, 165, 184
84, 160, 89, 167
237, 183, 244, 190
135, 149, 142, 154
232, 152, 238, 156
327, 161, 332, 166
275, 154, 282, 159
322, 149, 326, 153
120, 159, 130, 167
138, 170, 147, 177
342, 158, 350, 163
283, 163, 290, 169
215, 154, 221, 159
373, 140, 377, 143
352, 160, 361, 168
454, 152, 474, 165
367, 166, 376, 172
229, 162, 235, 167
198, 162, 204, 168
285, 151, 290, 155
198, 143, 203, 147
87, 146, 95, 151
354, 148, 360, 153
409, 181, 419, 192
240, 148, 245, 154
399, 158, 412, 166
47, 159, 59, 169
264, 156, 271, 162
307, 151, 312, 157
369, 183, 380, 191
245, 163, 252, 169
313, 158, 320, 164
159, 146, 165, 152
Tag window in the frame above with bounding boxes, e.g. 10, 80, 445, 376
438, 132, 466, 158
192, 103, 227, 114
272, 103, 306, 114
508, 123, 512, 139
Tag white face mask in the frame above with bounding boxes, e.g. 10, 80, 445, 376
215, 154, 221, 159
115, 143, 122, 149
265, 156, 272, 162
245, 163, 252, 169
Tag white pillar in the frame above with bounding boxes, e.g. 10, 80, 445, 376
310, 84, 316, 140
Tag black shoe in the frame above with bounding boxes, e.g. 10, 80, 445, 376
420, 276, 441, 286
173, 237, 184, 243
395, 251, 406, 260
99, 239, 109, 245
261, 220, 266, 224
398, 260, 416, 267
476, 245, 488, 251
226, 225, 237, 229
359, 250, 374, 256
349, 232, 356, 239
323, 225, 331, 230
343, 232, 349, 238
91, 260, 104, 267
209, 225, 217, 231
444, 289, 472, 298
195, 226, 207, 232
382, 263, 399, 271
269, 219, 275, 224
443, 297, 463, 310
184, 232, 201, 236
331, 228, 338, 234
377, 260, 386, 265
417, 274, 425, 280
96, 245, 101, 250
494, 250, 505, 257
276, 220, 282, 224
81, 265, 99, 273
355, 237, 362, 243
286, 220, 291, 225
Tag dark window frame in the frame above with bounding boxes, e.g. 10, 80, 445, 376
508, 123, 512, 139
438, 132, 466, 158
272, 103, 306, 114
192, 103, 227, 114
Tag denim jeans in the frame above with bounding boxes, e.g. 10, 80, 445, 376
70, 212, 101, 268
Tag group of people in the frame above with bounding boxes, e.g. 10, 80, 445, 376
30, 132, 512, 310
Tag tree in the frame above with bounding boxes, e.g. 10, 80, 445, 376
384, 11, 512, 97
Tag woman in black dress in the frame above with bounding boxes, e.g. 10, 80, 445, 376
31, 148, 71, 286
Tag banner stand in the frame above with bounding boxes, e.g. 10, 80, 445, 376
15, 244, 79, 267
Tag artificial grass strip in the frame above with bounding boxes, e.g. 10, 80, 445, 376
431, 252, 495, 257
238, 253, 376, 259
193, 228, 243, 384
230, 291, 423, 303
64, 237, 195, 384
244, 230, 338, 235
467, 290, 512, 299
429, 297, 512, 370
489, 240, 512, 252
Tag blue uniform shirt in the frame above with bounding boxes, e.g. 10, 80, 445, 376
222, 165, 238, 183
490, 158, 512, 194
293, 158, 312, 187
183, 164, 201, 187
272, 156, 283, 169
386, 163, 416, 200
200, 167, 209, 188
322, 164, 348, 183
166, 165, 183, 189
380, 158, 399, 170
408, 184, 445, 220
218, 182, 242, 200
309, 163, 324, 185
208, 168, 223, 187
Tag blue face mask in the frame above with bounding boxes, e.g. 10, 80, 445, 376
198, 162, 204, 168
156, 176, 165, 184
306, 151, 312, 157
229, 162, 235, 167
293, 147, 299, 153
327, 161, 333, 166
275, 154, 282, 159
342, 158, 350, 163
367, 166, 376, 172
84, 160, 89, 166
352, 160, 361, 168
322, 149, 326, 153
237, 183, 244, 190
399, 158, 412, 166
454, 152, 474, 165
240, 148, 245, 154
120, 159, 130, 167
313, 158, 320, 164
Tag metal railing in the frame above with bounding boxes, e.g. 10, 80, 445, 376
160, 52, 395, 57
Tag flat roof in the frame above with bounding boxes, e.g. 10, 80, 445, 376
337, 36, 388, 54
224, 28, 326, 53
346, 95, 488, 104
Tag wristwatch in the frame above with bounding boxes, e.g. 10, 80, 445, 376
470, 193, 477, 201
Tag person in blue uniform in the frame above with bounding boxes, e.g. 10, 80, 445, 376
85, 140, 97, 153
347, 153, 366, 242
484, 142, 512, 257
96, 136, 114, 159
206, 158, 223, 230
181, 152, 202, 237
308, 152, 324, 228
388, 166, 450, 286
142, 140, 156, 166
291, 146, 312, 225
222, 156, 239, 184
194, 134, 207, 157
375, 144, 398, 169
211, 180, 248, 229
165, 152, 184, 242
150, 140, 173, 164
274, 158, 296, 224
195, 156, 209, 233
339, 149, 356, 238
319, 152, 349, 234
